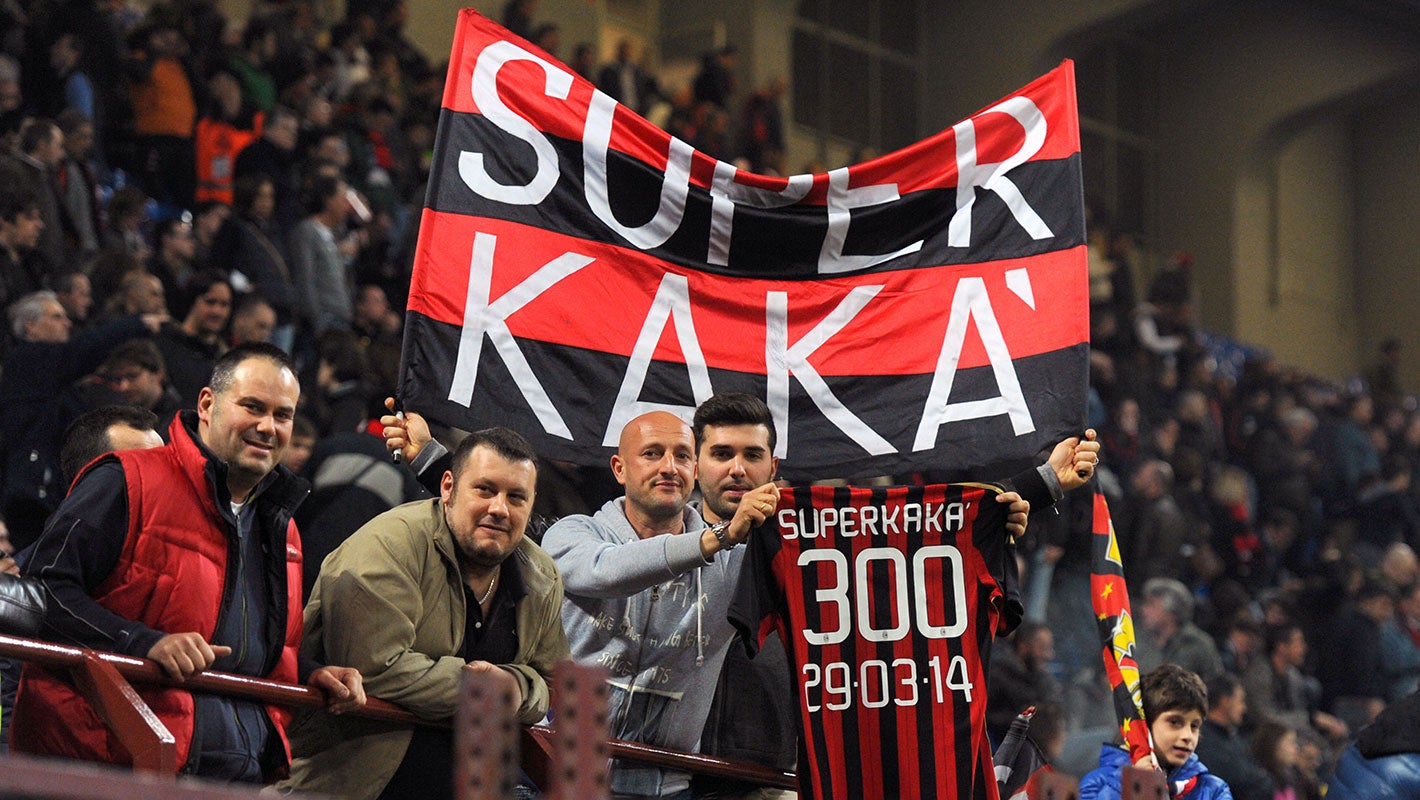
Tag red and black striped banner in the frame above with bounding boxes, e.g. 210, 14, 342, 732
398, 10, 1089, 480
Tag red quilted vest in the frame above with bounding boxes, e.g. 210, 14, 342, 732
13, 415, 304, 775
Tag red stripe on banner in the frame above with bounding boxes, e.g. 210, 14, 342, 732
439, 10, 1078, 202
407, 209, 1088, 376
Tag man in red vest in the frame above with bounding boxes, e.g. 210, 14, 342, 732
13, 342, 365, 781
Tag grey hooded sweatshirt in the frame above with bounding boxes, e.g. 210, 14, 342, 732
541, 498, 742, 798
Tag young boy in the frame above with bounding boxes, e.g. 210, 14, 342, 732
1079, 664, 1234, 799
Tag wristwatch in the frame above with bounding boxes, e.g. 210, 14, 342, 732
709, 520, 737, 550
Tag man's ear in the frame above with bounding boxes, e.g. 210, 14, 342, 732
439, 470, 455, 503
610, 454, 627, 486
196, 387, 215, 423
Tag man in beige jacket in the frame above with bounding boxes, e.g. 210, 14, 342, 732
282, 427, 569, 800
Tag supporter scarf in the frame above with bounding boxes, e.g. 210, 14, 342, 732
1089, 489, 1155, 768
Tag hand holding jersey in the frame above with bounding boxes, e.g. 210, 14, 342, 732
702, 482, 780, 556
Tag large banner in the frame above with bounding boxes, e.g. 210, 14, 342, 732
398, 10, 1089, 480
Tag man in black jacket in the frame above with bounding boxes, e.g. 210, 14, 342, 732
1195, 672, 1275, 800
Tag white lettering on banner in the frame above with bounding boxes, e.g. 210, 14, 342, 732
948, 95, 1053, 248
447, 236, 1037, 455
460, 41, 571, 205
448, 232, 594, 438
584, 89, 694, 249
914, 276, 1035, 451
708, 162, 813, 266
601, 273, 714, 444
458, 50, 1059, 281
817, 166, 924, 274
766, 287, 895, 458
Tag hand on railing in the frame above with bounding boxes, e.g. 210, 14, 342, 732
308, 665, 366, 714
146, 632, 232, 680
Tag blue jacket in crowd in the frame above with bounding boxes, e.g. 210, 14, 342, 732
1079, 743, 1234, 800
1327, 689, 1420, 800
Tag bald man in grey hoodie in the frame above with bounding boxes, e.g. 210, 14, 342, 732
541, 411, 770, 800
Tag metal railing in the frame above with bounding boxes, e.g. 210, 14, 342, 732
0, 633, 797, 795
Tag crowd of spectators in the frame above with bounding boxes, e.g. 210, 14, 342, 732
1, 0, 1417, 798
987, 217, 1420, 798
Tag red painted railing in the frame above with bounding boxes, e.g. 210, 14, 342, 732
0, 634, 797, 792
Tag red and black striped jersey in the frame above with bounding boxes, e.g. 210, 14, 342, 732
729, 483, 1014, 800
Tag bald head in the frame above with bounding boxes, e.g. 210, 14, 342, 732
617, 411, 690, 454
612, 411, 696, 534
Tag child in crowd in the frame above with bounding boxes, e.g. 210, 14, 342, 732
1250, 722, 1322, 800
1079, 664, 1234, 799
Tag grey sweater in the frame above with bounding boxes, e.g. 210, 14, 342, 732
541, 498, 742, 798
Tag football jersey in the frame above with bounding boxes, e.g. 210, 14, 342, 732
729, 483, 1013, 800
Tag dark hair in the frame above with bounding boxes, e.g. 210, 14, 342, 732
302, 174, 343, 215
1357, 578, 1395, 604
18, 117, 58, 155
210, 342, 294, 395
330, 20, 358, 47
1263, 622, 1302, 657
177, 268, 231, 320
692, 393, 776, 453
105, 185, 148, 224
60, 405, 159, 486
55, 107, 91, 136
154, 215, 190, 245
100, 338, 166, 376
1204, 672, 1241, 711
316, 328, 367, 383
231, 291, 273, 319
0, 163, 39, 222
367, 96, 396, 117
233, 173, 274, 216
1010, 620, 1050, 650
192, 200, 228, 224
1140, 663, 1208, 722
1248, 722, 1297, 782
450, 427, 538, 482
241, 15, 276, 52
291, 414, 316, 441
52, 270, 87, 295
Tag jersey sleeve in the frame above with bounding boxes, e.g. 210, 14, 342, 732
728, 514, 785, 658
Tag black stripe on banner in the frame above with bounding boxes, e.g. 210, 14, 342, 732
424, 109, 1085, 280
398, 312, 1087, 481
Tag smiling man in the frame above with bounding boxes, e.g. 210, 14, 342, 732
12, 343, 365, 781
283, 427, 569, 800
541, 409, 782, 800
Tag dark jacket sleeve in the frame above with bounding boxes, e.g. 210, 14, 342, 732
0, 572, 45, 637
21, 459, 167, 658
408, 439, 452, 496
1000, 463, 1063, 511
